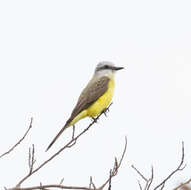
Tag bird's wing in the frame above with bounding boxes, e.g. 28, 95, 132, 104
68, 76, 110, 123
46, 76, 109, 151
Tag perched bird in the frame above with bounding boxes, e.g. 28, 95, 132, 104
46, 61, 124, 151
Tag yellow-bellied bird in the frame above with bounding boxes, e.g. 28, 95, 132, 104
46, 62, 124, 151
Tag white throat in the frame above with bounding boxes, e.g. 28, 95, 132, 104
94, 69, 114, 78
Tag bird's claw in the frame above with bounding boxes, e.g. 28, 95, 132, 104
102, 108, 109, 117
91, 117, 98, 123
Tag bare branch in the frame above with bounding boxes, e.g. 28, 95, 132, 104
131, 165, 148, 182
154, 141, 185, 190
59, 178, 64, 185
14, 145, 36, 188
132, 165, 154, 190
133, 142, 185, 190
10, 134, 127, 190
174, 178, 191, 190
89, 176, 96, 190
98, 136, 127, 190
10, 184, 95, 190
137, 180, 143, 190
15, 104, 114, 187
28, 144, 36, 174
108, 170, 112, 190
0, 118, 33, 159
146, 166, 154, 190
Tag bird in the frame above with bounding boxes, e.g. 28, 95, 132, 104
46, 61, 124, 151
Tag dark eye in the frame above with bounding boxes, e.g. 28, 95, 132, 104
104, 65, 109, 69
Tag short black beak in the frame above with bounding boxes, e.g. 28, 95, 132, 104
113, 66, 124, 71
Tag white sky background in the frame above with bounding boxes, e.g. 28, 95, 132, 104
0, 0, 191, 189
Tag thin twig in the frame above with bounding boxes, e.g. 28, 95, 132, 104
159, 183, 165, 190
59, 178, 64, 185
132, 165, 148, 182
0, 118, 33, 159
11, 184, 96, 190
174, 178, 191, 190
11, 134, 127, 190
98, 136, 127, 190
15, 104, 113, 187
28, 144, 36, 174
138, 180, 143, 190
154, 142, 185, 190
146, 166, 154, 190
108, 170, 112, 190
132, 164, 153, 190
89, 176, 96, 190
133, 142, 185, 190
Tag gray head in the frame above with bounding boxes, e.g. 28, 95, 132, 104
94, 61, 124, 75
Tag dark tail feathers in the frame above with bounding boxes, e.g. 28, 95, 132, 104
46, 124, 68, 151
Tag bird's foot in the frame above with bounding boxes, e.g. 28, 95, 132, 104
91, 117, 98, 123
101, 107, 110, 117
90, 103, 113, 123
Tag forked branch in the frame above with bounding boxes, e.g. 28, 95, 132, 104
132, 142, 185, 190
9, 136, 127, 190
0, 118, 33, 159
7, 103, 127, 190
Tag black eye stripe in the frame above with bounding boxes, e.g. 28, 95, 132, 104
96, 65, 113, 72
101, 65, 110, 70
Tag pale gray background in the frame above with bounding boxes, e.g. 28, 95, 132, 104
0, 0, 191, 189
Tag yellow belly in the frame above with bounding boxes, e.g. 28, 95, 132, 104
87, 78, 115, 117
69, 78, 115, 126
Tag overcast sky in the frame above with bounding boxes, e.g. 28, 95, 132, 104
0, 0, 191, 189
